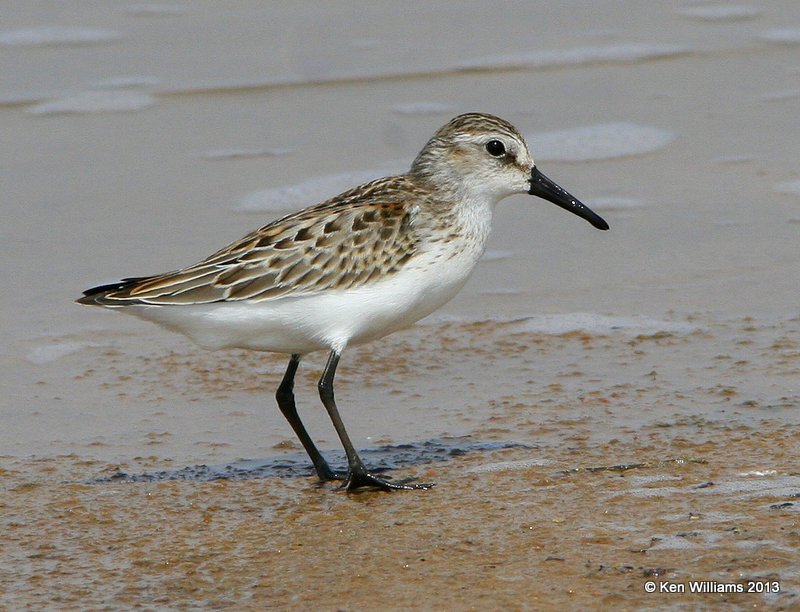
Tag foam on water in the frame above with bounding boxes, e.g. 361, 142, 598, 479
236, 161, 409, 212
27, 342, 98, 365
203, 147, 292, 160
713, 154, 758, 165
509, 313, 699, 335
774, 181, 800, 197
761, 90, 800, 102
26, 91, 158, 115
694, 475, 800, 499
481, 250, 514, 262
678, 5, 761, 22
760, 28, 800, 44
531, 123, 677, 162
0, 26, 123, 47
467, 458, 552, 474
738, 470, 777, 477
125, 4, 189, 16
627, 474, 683, 486
392, 102, 455, 116
627, 475, 800, 501
457, 44, 690, 72
92, 76, 161, 89
649, 535, 705, 550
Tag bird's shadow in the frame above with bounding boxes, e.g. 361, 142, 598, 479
88, 436, 533, 484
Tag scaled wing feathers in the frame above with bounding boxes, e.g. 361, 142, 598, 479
84, 176, 426, 306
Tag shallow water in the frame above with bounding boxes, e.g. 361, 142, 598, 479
1, 1, 799, 609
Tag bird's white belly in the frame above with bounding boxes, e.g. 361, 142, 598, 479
125, 240, 484, 354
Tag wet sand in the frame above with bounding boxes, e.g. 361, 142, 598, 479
3, 432, 797, 610
2, 1, 800, 609
3, 318, 799, 609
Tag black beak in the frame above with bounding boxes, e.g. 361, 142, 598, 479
528, 167, 609, 231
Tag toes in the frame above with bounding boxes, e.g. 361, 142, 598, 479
344, 470, 434, 491
317, 469, 347, 482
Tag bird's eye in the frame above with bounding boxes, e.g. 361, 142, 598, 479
485, 139, 506, 157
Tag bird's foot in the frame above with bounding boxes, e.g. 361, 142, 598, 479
344, 468, 434, 491
314, 463, 348, 482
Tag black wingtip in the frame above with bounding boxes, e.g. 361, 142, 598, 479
76, 276, 152, 305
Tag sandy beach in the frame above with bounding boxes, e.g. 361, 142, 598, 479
1, 1, 799, 609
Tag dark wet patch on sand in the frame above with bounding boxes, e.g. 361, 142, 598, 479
87, 437, 533, 483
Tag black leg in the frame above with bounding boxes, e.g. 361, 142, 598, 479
276, 354, 344, 481
317, 350, 434, 491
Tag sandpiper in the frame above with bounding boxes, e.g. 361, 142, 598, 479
78, 112, 609, 491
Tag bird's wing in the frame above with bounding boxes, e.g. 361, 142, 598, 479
79, 176, 427, 306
